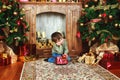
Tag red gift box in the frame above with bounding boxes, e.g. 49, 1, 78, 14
56, 55, 68, 65
102, 51, 114, 61
0, 57, 11, 66
99, 52, 120, 69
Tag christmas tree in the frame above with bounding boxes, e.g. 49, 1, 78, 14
0, 0, 29, 46
78, 0, 120, 46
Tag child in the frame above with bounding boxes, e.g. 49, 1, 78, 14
45, 32, 71, 63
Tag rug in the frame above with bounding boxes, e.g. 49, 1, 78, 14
20, 59, 120, 80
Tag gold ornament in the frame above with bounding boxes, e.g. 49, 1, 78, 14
0, 10, 2, 13
109, 15, 113, 19
80, 23, 84, 26
2, 5, 7, 9
91, 25, 95, 30
20, 17, 23, 20
85, 4, 88, 8
10, 30, 13, 33
13, 12, 18, 15
99, 14, 102, 17
115, 23, 118, 27
14, 28, 18, 32
119, 24, 120, 27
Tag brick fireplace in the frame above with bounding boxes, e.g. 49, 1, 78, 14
20, 2, 82, 57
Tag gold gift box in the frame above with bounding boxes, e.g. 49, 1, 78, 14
85, 56, 95, 64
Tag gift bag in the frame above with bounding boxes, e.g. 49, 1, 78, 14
56, 55, 68, 65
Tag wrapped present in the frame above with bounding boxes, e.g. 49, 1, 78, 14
0, 57, 11, 66
99, 60, 120, 69
11, 55, 17, 64
102, 52, 114, 61
99, 52, 120, 69
85, 55, 95, 64
56, 55, 68, 65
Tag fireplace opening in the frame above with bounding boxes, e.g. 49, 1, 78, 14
36, 12, 66, 49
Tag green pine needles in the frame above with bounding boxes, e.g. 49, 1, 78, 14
78, 0, 120, 46
0, 0, 29, 46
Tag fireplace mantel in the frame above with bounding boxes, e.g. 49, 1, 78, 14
20, 2, 82, 57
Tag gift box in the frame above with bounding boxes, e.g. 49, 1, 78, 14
99, 52, 120, 69
85, 55, 95, 64
0, 57, 11, 66
99, 60, 120, 69
102, 51, 114, 61
56, 55, 68, 65
11, 55, 17, 64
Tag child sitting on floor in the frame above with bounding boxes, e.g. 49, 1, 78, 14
45, 32, 71, 63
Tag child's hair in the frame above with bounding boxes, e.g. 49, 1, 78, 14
51, 32, 62, 43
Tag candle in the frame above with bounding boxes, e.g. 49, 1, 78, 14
37, 31, 40, 38
42, 32, 46, 38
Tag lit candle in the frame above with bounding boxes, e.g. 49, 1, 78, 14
42, 32, 46, 38
37, 31, 40, 38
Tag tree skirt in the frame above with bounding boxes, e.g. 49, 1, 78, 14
20, 59, 120, 80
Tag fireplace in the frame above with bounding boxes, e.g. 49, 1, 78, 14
36, 12, 66, 39
20, 2, 82, 57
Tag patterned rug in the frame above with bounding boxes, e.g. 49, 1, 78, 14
20, 59, 120, 80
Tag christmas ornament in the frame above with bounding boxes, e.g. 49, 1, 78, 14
19, 0, 29, 2
2, 5, 7, 9
14, 28, 18, 32
17, 20, 21, 26
109, 15, 113, 19
102, 13, 107, 18
115, 23, 118, 27
80, 23, 84, 26
91, 25, 95, 30
10, 30, 14, 33
76, 31, 81, 38
20, 17, 23, 20
0, 10, 2, 13
99, 14, 102, 17
119, 24, 120, 27
90, 19, 101, 23
13, 12, 18, 16
85, 4, 88, 8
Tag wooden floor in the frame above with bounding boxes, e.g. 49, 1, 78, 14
0, 61, 120, 80
0, 61, 24, 80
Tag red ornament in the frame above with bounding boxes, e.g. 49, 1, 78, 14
76, 31, 81, 38
19, 0, 28, 2
90, 18, 101, 23
102, 13, 107, 18
17, 20, 21, 26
